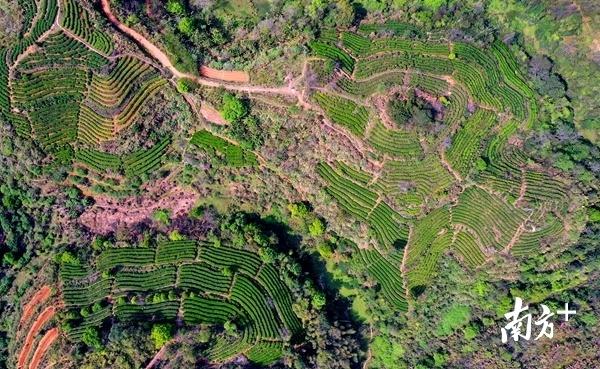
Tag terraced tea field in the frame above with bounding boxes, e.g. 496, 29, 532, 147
1, 0, 172, 191
3, 0, 575, 344
60, 239, 301, 365
310, 29, 569, 301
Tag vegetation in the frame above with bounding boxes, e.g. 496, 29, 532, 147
58, 227, 305, 364
0, 1, 598, 369
190, 130, 257, 167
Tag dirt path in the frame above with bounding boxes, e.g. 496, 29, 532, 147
27, 328, 59, 369
370, 92, 398, 129
145, 345, 167, 369
514, 168, 527, 207
439, 149, 462, 182
362, 325, 374, 369
8, 4, 59, 110
99, 0, 181, 76
321, 120, 374, 159
58, 25, 110, 58
99, 0, 297, 96
18, 306, 56, 369
19, 286, 52, 327
502, 210, 534, 254
145, 0, 155, 18
400, 226, 412, 298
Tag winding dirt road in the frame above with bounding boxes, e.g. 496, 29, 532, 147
99, 0, 295, 96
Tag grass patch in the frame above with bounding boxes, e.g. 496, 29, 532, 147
163, 29, 197, 75
435, 304, 471, 337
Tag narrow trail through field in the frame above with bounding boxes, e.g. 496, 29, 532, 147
8, 2, 60, 112
502, 210, 534, 254
514, 168, 527, 206
199, 102, 228, 125
362, 325, 374, 369
439, 149, 462, 182
97, 0, 408, 203
58, 26, 110, 58
400, 226, 412, 298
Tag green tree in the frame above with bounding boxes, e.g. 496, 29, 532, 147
589, 208, 600, 222
311, 291, 326, 309
198, 326, 211, 343
288, 202, 309, 218
166, 0, 185, 15
316, 242, 333, 258
330, 0, 355, 27
258, 247, 277, 263
177, 17, 194, 36
150, 324, 174, 349
223, 320, 237, 334
59, 251, 79, 265
153, 209, 170, 225
308, 218, 326, 236
222, 266, 233, 276
82, 327, 102, 349
221, 93, 248, 123
169, 230, 185, 241
176, 79, 190, 93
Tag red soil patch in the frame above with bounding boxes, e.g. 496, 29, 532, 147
200, 102, 228, 125
18, 306, 56, 369
199, 66, 250, 83
19, 286, 51, 327
27, 328, 59, 369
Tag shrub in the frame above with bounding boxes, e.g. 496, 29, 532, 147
435, 305, 471, 337
223, 320, 237, 334
153, 209, 171, 225
258, 247, 276, 263
59, 251, 79, 265
168, 230, 185, 241
176, 79, 190, 93
230, 115, 263, 149
288, 202, 309, 218
316, 243, 333, 258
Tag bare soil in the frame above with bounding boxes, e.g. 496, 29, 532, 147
199, 66, 250, 83
200, 102, 228, 125
27, 328, 59, 369
18, 306, 56, 369
79, 184, 199, 234
19, 286, 51, 327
